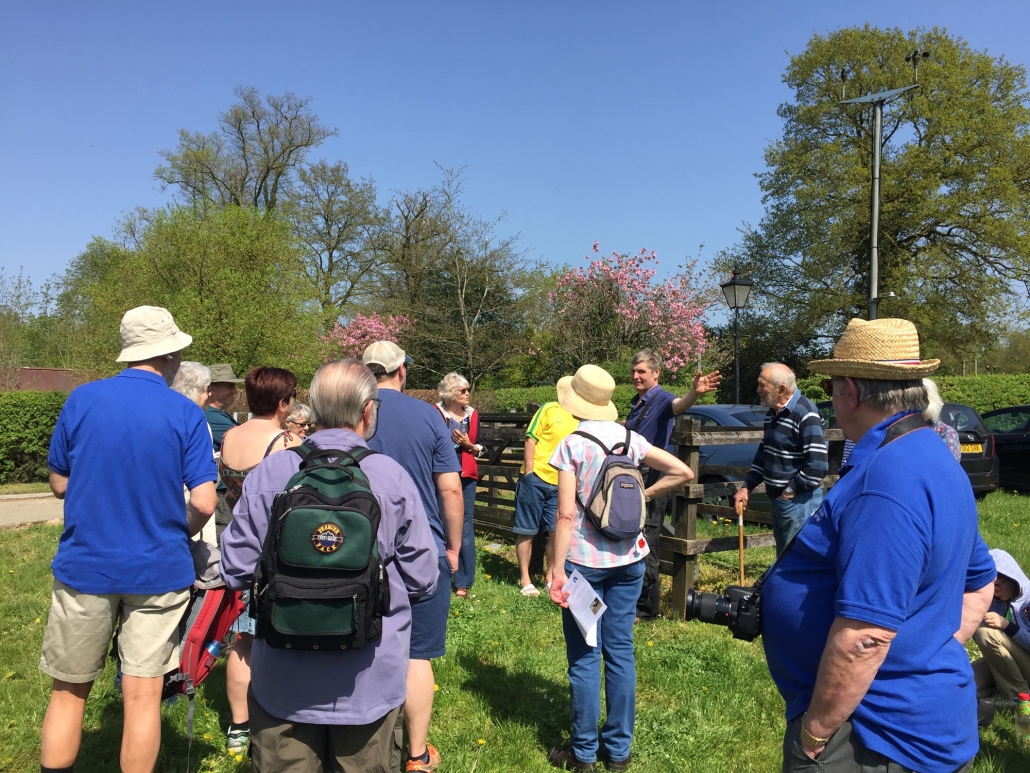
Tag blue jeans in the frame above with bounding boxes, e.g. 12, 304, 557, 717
453, 476, 477, 589
770, 486, 824, 555
561, 559, 645, 764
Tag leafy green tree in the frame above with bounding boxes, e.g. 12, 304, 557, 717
291, 161, 388, 331
719, 25, 1030, 363
55, 207, 323, 381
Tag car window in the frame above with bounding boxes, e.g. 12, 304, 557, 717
939, 405, 987, 434
684, 412, 720, 427
729, 410, 766, 428
983, 408, 1030, 434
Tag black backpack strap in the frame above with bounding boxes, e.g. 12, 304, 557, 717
290, 445, 378, 469
612, 427, 632, 455
572, 430, 612, 455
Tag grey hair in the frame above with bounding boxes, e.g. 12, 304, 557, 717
760, 362, 796, 391
833, 376, 927, 415
437, 372, 470, 403
922, 378, 943, 422
631, 349, 662, 373
288, 401, 314, 424
309, 359, 378, 429
171, 361, 212, 407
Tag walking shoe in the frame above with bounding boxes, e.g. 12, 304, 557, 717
405, 743, 440, 772
226, 726, 250, 754
548, 744, 597, 771
977, 700, 996, 728
605, 752, 631, 771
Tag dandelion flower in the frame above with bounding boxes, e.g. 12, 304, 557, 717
478, 739, 486, 745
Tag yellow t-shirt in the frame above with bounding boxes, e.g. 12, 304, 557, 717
521, 402, 579, 486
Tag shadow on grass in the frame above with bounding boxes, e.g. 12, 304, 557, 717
458, 652, 569, 749
479, 551, 521, 587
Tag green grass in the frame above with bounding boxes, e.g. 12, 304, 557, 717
2, 492, 1030, 771
0, 483, 51, 496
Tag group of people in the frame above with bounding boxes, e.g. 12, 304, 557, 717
32, 304, 1025, 773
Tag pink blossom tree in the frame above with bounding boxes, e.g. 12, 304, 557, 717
547, 244, 713, 377
322, 313, 413, 360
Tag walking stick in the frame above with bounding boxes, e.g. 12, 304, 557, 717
736, 499, 745, 586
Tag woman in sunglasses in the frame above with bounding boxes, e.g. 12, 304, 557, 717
436, 373, 483, 599
285, 401, 316, 438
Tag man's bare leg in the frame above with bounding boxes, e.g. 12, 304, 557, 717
405, 659, 435, 758
226, 633, 253, 724
40, 679, 92, 768
120, 674, 163, 773
516, 534, 535, 588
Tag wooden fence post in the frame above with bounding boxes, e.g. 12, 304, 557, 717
670, 419, 700, 619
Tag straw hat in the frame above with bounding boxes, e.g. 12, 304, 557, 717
808, 318, 939, 379
115, 306, 192, 362
556, 364, 618, 421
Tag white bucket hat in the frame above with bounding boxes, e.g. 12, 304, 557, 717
115, 306, 193, 363
556, 364, 618, 422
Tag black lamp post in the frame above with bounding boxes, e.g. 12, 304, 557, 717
720, 266, 753, 405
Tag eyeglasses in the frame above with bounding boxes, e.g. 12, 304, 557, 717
290, 389, 298, 399
456, 388, 470, 395
287, 419, 315, 431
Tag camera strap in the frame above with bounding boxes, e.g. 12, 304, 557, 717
751, 412, 931, 592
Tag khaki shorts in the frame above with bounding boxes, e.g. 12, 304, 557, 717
39, 579, 189, 683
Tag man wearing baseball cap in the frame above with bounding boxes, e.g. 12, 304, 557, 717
760, 318, 996, 773
361, 341, 463, 773
39, 306, 218, 773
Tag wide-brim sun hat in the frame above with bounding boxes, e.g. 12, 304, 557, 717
556, 364, 619, 421
208, 363, 243, 384
808, 317, 939, 379
115, 305, 193, 362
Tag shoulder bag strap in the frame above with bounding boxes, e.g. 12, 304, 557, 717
626, 395, 654, 432
572, 430, 612, 455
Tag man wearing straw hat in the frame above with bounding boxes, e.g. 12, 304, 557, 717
760, 318, 996, 773
39, 306, 218, 773
547, 365, 694, 771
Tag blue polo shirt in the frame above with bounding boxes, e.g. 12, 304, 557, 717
48, 369, 218, 595
368, 389, 460, 556
626, 385, 677, 448
762, 411, 996, 773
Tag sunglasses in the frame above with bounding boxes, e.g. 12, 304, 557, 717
457, 387, 470, 395
821, 378, 834, 396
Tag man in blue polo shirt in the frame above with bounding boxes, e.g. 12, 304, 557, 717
362, 341, 463, 773
762, 318, 996, 773
625, 349, 721, 620
39, 306, 218, 773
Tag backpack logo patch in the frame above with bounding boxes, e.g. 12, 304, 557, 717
311, 523, 345, 553
619, 482, 636, 489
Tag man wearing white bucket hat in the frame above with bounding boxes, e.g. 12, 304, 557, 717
546, 365, 694, 771
760, 318, 996, 773
39, 306, 218, 773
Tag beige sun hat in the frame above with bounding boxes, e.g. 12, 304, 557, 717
808, 318, 939, 379
115, 306, 192, 362
556, 364, 619, 421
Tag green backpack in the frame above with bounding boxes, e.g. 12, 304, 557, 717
252, 445, 390, 651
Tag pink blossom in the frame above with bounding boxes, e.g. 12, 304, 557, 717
321, 314, 414, 360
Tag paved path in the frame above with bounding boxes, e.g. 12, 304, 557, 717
0, 494, 63, 529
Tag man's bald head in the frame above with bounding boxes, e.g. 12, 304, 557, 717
757, 362, 796, 409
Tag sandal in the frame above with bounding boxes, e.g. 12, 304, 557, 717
521, 583, 541, 597
455, 588, 468, 598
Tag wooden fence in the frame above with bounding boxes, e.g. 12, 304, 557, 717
473, 411, 844, 619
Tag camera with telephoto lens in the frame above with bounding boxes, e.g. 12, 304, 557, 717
684, 584, 762, 641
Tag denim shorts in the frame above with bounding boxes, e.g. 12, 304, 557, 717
513, 472, 558, 535
409, 554, 452, 660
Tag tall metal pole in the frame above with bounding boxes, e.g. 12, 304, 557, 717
868, 100, 883, 320
734, 306, 740, 405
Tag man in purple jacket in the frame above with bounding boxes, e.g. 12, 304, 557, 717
220, 359, 439, 772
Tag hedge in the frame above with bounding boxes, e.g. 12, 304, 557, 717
798, 374, 1030, 415
0, 391, 67, 484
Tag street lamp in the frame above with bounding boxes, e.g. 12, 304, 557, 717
720, 266, 753, 405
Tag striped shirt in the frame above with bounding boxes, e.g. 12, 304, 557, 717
743, 389, 828, 497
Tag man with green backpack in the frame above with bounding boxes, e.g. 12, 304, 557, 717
220, 359, 439, 772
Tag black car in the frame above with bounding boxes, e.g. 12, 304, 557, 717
679, 404, 771, 510
980, 405, 1030, 491
818, 400, 998, 498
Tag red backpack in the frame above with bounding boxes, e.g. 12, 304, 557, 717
162, 586, 246, 738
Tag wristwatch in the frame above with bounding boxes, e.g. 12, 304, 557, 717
801, 714, 831, 747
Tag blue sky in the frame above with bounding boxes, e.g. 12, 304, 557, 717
2, 1, 1028, 306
